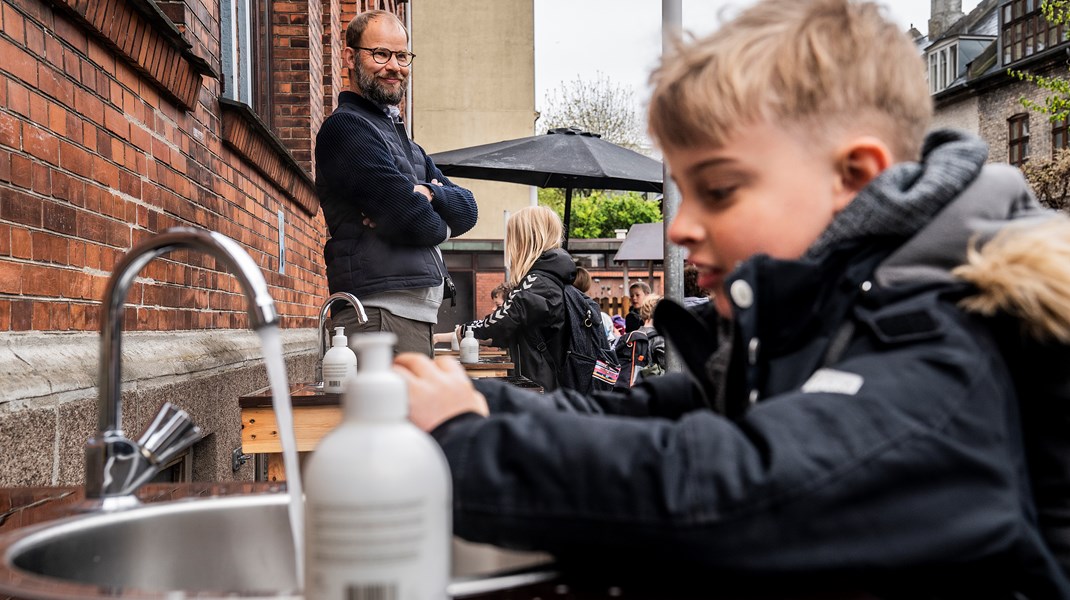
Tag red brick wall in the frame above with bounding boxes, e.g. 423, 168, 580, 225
473, 271, 507, 320
0, 0, 343, 333
272, 0, 322, 172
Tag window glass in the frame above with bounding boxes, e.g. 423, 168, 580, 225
221, 0, 273, 120
443, 253, 472, 269
476, 254, 505, 269
1053, 119, 1069, 155
1008, 114, 1030, 167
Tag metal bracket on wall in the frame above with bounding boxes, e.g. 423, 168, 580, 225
231, 447, 253, 473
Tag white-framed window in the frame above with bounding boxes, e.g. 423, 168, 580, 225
928, 43, 959, 94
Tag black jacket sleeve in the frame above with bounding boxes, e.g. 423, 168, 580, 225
435, 310, 1062, 596
467, 273, 563, 346
422, 152, 478, 237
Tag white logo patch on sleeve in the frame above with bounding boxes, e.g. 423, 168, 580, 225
801, 368, 864, 396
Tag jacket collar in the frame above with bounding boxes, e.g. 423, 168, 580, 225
338, 91, 392, 118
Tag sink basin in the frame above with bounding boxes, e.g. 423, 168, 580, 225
0, 493, 553, 599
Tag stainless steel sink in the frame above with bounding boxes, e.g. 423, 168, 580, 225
0, 493, 553, 599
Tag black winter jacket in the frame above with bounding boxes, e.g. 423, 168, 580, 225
315, 92, 478, 298
430, 135, 1070, 597
468, 249, 574, 391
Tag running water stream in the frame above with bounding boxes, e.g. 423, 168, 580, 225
256, 325, 305, 590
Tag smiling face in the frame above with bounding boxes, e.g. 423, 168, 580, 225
665, 120, 858, 318
345, 16, 409, 105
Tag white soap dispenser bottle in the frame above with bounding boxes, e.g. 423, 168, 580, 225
304, 332, 452, 600
459, 327, 479, 364
321, 326, 356, 393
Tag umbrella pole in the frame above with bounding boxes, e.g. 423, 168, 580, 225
562, 187, 573, 251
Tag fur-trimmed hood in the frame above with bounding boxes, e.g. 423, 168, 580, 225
870, 158, 1070, 343
954, 215, 1070, 343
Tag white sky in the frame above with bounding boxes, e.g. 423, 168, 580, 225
534, 0, 983, 131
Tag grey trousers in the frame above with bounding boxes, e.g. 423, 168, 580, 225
329, 305, 434, 357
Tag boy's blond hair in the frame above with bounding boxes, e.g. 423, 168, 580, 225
505, 206, 564, 287
649, 0, 932, 162
638, 294, 662, 322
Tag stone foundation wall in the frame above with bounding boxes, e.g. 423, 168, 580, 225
0, 328, 317, 486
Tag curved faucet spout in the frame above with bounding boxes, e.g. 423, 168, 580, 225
315, 292, 367, 384
88, 227, 279, 501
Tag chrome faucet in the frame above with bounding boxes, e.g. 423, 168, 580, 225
315, 291, 367, 384
86, 227, 279, 507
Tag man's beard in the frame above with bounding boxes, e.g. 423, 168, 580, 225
356, 65, 406, 106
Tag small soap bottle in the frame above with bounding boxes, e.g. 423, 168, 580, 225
304, 332, 452, 600
321, 327, 356, 393
459, 327, 479, 364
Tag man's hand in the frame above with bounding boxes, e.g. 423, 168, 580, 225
395, 352, 488, 432
370, 180, 447, 227
414, 179, 444, 202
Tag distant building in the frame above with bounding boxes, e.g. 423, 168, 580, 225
924, 0, 1070, 164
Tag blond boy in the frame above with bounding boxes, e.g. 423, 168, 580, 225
395, 0, 1070, 595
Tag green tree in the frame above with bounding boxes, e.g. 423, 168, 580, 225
538, 72, 646, 153
1009, 0, 1070, 120
538, 189, 662, 239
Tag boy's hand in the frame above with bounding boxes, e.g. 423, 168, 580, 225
394, 352, 488, 432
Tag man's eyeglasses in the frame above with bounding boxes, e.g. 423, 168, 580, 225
354, 47, 415, 66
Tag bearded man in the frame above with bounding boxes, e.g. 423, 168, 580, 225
315, 10, 478, 356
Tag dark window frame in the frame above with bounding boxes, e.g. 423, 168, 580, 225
1054, 117, 1069, 155
1009, 113, 1031, 166
1002, 0, 1067, 65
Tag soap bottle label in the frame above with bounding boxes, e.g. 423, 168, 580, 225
322, 363, 350, 393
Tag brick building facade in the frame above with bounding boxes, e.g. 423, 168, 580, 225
926, 0, 1070, 166
0, 0, 407, 485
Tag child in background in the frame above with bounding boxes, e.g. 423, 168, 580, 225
395, 0, 1070, 595
573, 266, 619, 346
614, 293, 666, 387
461, 206, 573, 391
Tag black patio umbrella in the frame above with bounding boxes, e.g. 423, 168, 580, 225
429, 127, 663, 249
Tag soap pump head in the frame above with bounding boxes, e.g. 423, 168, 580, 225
331, 326, 347, 347
464, 328, 474, 339
348, 332, 406, 420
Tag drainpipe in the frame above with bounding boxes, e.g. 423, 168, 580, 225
404, 0, 413, 137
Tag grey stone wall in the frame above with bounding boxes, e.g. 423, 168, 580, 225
976, 63, 1067, 164
0, 329, 318, 487
933, 94, 981, 135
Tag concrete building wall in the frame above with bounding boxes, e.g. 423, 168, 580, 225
411, 0, 536, 241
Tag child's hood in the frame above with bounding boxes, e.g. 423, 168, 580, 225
875, 161, 1070, 343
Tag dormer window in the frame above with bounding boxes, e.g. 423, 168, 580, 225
928, 43, 959, 93
1002, 0, 1067, 65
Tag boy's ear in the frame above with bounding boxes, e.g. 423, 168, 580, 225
833, 137, 894, 209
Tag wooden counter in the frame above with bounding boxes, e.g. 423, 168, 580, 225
239, 373, 541, 481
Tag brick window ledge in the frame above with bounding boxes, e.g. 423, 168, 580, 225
220, 98, 319, 216
46, 0, 216, 110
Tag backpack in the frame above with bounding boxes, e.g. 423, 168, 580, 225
615, 329, 653, 388
532, 272, 620, 393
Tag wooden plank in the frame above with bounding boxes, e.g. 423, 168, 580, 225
467, 368, 509, 378
241, 406, 342, 453
266, 454, 287, 482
